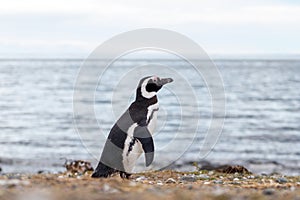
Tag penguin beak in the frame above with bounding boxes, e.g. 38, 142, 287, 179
159, 78, 173, 86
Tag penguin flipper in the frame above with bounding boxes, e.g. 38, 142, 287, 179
134, 126, 154, 166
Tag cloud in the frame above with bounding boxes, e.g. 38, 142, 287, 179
2, 0, 300, 24
0, 0, 299, 56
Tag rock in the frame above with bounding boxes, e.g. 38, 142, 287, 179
103, 184, 118, 193
129, 181, 137, 187
165, 178, 176, 184
204, 181, 210, 185
263, 188, 275, 195
276, 177, 288, 183
135, 176, 147, 182
197, 174, 210, 180
157, 181, 163, 185
233, 178, 239, 181
214, 180, 223, 184
103, 184, 110, 192
7, 174, 21, 180
180, 175, 197, 182
232, 181, 241, 185
208, 171, 214, 175
247, 175, 255, 179
0, 179, 30, 187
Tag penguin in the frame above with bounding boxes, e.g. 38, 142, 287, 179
91, 76, 173, 178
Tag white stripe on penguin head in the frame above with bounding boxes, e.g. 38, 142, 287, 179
141, 77, 157, 99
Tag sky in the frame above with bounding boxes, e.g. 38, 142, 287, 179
0, 0, 299, 58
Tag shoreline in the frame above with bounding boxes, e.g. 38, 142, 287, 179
1, 158, 299, 176
0, 170, 299, 200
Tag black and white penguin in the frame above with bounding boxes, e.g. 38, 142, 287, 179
91, 76, 173, 178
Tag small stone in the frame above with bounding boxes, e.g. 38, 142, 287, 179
214, 180, 223, 184
0, 180, 19, 186
242, 177, 247, 180
208, 171, 214, 175
165, 178, 176, 184
276, 177, 288, 183
135, 176, 146, 182
233, 178, 239, 181
247, 175, 255, 179
180, 175, 197, 182
103, 184, 118, 193
7, 175, 21, 180
263, 188, 275, 195
129, 181, 137, 187
197, 174, 210, 180
157, 180, 163, 185
103, 184, 110, 192
0, 179, 30, 187
204, 181, 210, 185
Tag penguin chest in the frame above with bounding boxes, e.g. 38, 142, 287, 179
146, 103, 159, 135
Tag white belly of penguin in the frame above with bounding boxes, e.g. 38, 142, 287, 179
122, 103, 159, 173
122, 123, 142, 173
122, 137, 143, 173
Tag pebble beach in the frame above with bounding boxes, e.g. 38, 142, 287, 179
1, 169, 299, 200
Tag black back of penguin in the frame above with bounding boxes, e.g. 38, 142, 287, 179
92, 76, 173, 178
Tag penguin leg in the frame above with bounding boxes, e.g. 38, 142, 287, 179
91, 162, 116, 178
119, 171, 131, 179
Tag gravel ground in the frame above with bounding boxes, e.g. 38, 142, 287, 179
0, 170, 299, 200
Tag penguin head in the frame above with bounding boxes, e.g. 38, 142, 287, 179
137, 76, 173, 99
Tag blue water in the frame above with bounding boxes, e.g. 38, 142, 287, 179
0, 59, 299, 175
